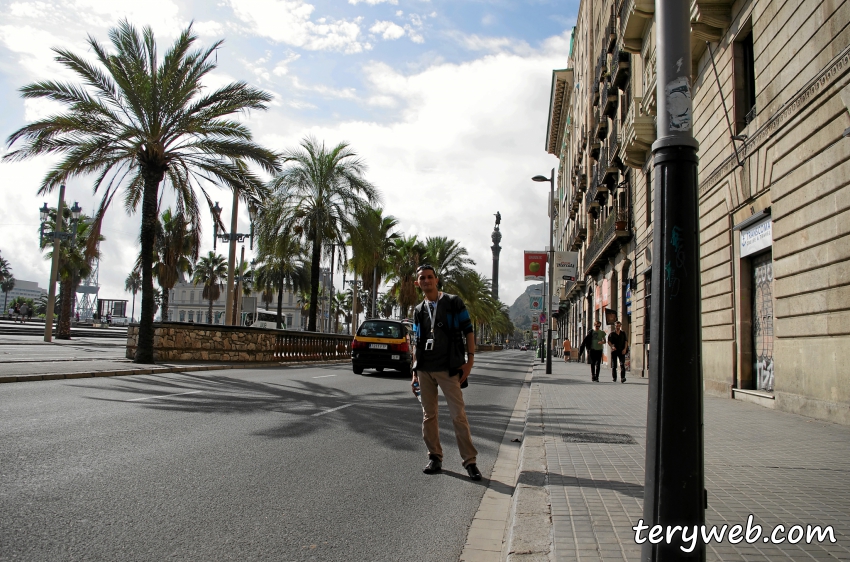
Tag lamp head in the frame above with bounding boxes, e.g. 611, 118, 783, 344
532, 175, 550, 182
212, 201, 221, 217
39, 202, 49, 223
70, 201, 82, 220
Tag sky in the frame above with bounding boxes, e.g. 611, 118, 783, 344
0, 0, 579, 313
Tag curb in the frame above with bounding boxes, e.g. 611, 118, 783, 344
0, 359, 353, 384
459, 363, 534, 562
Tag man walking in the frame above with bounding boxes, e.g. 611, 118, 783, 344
410, 264, 481, 481
608, 321, 629, 383
19, 302, 29, 324
562, 336, 571, 362
588, 321, 606, 382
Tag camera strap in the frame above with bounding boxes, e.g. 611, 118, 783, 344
424, 292, 442, 339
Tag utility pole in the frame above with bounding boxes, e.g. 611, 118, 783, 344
642, 1, 705, 560
224, 190, 239, 325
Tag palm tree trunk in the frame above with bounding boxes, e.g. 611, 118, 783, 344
135, 169, 163, 363
208, 297, 214, 324
308, 242, 321, 331
161, 289, 170, 322
131, 292, 136, 322
56, 278, 74, 339
276, 270, 284, 329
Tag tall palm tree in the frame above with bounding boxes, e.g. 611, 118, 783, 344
255, 203, 311, 329
154, 207, 199, 322
268, 136, 380, 331
125, 271, 141, 322
1, 277, 15, 315
424, 236, 476, 292
39, 209, 103, 338
4, 21, 280, 362
0, 253, 11, 283
347, 208, 400, 319
386, 234, 427, 319
192, 252, 227, 324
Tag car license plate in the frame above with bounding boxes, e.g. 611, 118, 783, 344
370, 344, 388, 349
391, 355, 400, 360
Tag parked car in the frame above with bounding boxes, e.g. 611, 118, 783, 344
520, 345, 528, 351
351, 319, 412, 375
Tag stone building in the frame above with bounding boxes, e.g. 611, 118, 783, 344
166, 277, 303, 329
545, 0, 850, 424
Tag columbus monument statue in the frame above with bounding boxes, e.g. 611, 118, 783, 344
491, 212, 502, 300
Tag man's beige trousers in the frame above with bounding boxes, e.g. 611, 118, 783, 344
417, 369, 477, 467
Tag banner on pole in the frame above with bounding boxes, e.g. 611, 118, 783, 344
553, 251, 579, 281
524, 251, 547, 281
529, 295, 543, 311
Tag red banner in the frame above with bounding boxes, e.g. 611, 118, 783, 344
524, 251, 547, 281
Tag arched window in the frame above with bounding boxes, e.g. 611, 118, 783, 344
179, 310, 186, 322
188, 310, 194, 322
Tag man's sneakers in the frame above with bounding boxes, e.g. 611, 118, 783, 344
465, 463, 482, 481
621, 378, 627, 383
423, 456, 442, 474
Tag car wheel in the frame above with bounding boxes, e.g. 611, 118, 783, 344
353, 366, 364, 375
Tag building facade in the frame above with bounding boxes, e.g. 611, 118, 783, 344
166, 278, 303, 329
545, 0, 850, 424
2, 279, 48, 309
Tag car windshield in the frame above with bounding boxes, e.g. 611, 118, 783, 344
358, 321, 404, 339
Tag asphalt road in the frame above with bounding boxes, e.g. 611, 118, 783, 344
0, 351, 533, 561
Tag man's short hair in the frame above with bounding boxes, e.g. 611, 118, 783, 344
416, 264, 437, 276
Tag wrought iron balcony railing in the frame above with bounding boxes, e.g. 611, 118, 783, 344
583, 205, 631, 275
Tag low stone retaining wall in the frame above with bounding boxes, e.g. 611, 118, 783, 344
126, 322, 352, 363
477, 344, 504, 352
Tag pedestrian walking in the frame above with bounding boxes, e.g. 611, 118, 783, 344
608, 321, 629, 383
585, 321, 605, 381
13, 303, 20, 323
410, 264, 481, 481
19, 302, 29, 324
562, 337, 572, 362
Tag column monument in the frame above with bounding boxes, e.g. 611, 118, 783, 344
491, 212, 502, 300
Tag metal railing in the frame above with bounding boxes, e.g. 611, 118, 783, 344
584, 210, 618, 273
745, 104, 757, 126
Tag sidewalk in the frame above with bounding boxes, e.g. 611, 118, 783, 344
515, 359, 850, 561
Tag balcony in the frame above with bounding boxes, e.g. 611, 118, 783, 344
611, 41, 631, 89
576, 172, 587, 192
622, 96, 656, 169
690, 0, 733, 61
592, 83, 600, 107
583, 206, 632, 276
589, 139, 601, 160
564, 278, 586, 300
642, 50, 657, 115
605, 9, 617, 53
620, 0, 654, 54
609, 117, 621, 164
586, 165, 608, 211
602, 80, 618, 118
595, 112, 609, 140
567, 218, 587, 252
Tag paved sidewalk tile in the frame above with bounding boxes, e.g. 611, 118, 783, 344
535, 361, 850, 561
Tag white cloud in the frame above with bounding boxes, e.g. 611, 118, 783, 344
349, 0, 398, 4
226, 0, 371, 54
251, 32, 572, 304
193, 20, 224, 37
369, 20, 405, 41
72, 0, 185, 37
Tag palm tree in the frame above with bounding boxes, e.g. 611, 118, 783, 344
386, 235, 427, 319
39, 209, 102, 338
268, 136, 380, 331
5, 21, 279, 362
424, 236, 476, 292
347, 208, 400, 319
0, 253, 10, 283
154, 208, 199, 322
1, 277, 15, 315
255, 203, 311, 329
125, 271, 141, 322
192, 252, 227, 324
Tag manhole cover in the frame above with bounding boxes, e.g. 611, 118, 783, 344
562, 431, 636, 444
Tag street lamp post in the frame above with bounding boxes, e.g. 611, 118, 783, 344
212, 198, 256, 326
642, 1, 704, 559
40, 188, 82, 342
532, 169, 555, 375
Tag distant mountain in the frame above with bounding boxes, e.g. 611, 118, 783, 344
508, 283, 544, 330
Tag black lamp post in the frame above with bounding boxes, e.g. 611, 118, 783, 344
532, 169, 555, 375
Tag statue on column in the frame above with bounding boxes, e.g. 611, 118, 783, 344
491, 212, 502, 300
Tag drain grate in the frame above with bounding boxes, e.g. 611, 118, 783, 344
561, 431, 636, 444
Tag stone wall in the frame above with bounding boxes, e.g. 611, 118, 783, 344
126, 323, 352, 363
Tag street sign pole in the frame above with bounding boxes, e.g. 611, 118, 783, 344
642, 0, 705, 560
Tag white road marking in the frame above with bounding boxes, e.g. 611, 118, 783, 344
127, 390, 203, 402
311, 403, 354, 417
312, 374, 338, 378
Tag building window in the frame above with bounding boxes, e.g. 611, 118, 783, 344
189, 291, 195, 303
643, 272, 651, 344
181, 290, 186, 302
645, 168, 652, 226
286, 314, 293, 327
734, 22, 756, 132
179, 310, 186, 322
288, 292, 294, 305
188, 310, 194, 322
